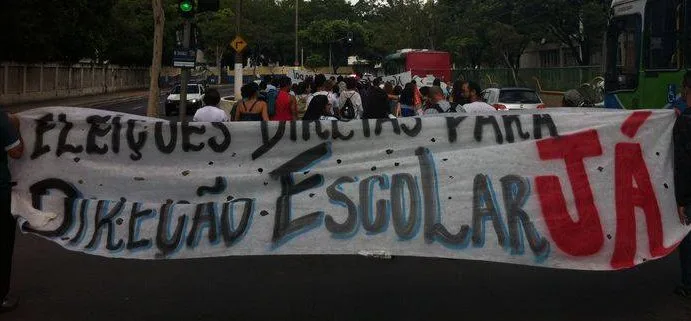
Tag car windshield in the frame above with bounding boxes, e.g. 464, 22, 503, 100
171, 85, 200, 94
499, 90, 541, 104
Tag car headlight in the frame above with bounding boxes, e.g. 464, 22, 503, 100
189, 99, 198, 104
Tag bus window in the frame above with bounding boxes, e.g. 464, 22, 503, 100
605, 15, 641, 91
644, 0, 683, 70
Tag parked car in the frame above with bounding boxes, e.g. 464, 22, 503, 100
481, 88, 546, 110
165, 84, 205, 116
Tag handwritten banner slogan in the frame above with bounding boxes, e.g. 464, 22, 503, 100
9, 107, 690, 270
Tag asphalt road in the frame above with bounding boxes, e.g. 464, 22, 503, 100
4, 86, 235, 121
3, 90, 691, 320
94, 86, 235, 121
5, 234, 691, 321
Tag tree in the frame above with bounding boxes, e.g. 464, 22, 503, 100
197, 7, 235, 84
304, 53, 326, 71
486, 22, 530, 85
0, 0, 117, 62
147, 0, 165, 117
533, 0, 612, 66
301, 19, 369, 73
356, 0, 432, 58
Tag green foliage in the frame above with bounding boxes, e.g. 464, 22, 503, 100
196, 7, 235, 66
304, 53, 326, 70
0, 0, 613, 70
533, 0, 612, 65
0, 0, 117, 62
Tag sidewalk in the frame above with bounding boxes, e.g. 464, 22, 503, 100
3, 89, 152, 113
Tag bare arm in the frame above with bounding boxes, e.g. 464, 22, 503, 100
233, 102, 241, 121
290, 96, 298, 120
260, 102, 270, 121
7, 114, 23, 159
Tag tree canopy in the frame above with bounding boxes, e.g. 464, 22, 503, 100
0, 0, 612, 69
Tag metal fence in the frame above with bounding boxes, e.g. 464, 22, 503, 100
454, 66, 603, 92
0, 62, 149, 105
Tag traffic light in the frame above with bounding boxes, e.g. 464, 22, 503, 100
178, 0, 219, 18
178, 0, 195, 18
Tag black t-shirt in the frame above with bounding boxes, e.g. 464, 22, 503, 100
0, 111, 20, 188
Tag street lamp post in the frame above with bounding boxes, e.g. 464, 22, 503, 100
295, 0, 299, 67
234, 0, 243, 101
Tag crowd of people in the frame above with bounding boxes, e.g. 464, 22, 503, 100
192, 74, 497, 123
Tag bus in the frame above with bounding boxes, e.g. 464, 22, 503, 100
605, 0, 689, 109
382, 49, 452, 82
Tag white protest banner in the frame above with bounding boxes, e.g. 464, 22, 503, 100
381, 72, 413, 87
288, 69, 314, 84
371, 72, 450, 93
9, 107, 690, 270
287, 70, 342, 84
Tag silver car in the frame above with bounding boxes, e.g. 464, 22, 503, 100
481, 88, 546, 110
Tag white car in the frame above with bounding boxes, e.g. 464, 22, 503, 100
481, 88, 546, 110
165, 84, 206, 116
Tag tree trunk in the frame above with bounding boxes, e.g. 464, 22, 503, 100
216, 45, 223, 85
147, 0, 165, 117
580, 39, 591, 66
503, 52, 519, 86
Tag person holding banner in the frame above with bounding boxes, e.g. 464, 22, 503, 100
306, 74, 328, 108
337, 77, 363, 120
234, 83, 270, 122
673, 71, 691, 297
192, 89, 229, 122
0, 110, 22, 312
450, 80, 469, 106
461, 82, 496, 113
303, 95, 337, 121
399, 82, 421, 117
271, 77, 298, 121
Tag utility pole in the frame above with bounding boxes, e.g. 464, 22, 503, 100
234, 0, 243, 101
294, 0, 299, 67
179, 19, 191, 122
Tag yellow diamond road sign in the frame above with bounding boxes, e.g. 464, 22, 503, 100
231, 36, 247, 53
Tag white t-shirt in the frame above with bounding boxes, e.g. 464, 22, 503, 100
462, 101, 496, 114
306, 91, 338, 110
193, 106, 230, 122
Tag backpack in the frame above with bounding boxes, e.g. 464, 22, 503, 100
341, 94, 356, 119
265, 88, 278, 116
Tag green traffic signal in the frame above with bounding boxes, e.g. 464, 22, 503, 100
179, 1, 194, 12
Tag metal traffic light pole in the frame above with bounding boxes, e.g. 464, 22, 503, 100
175, 0, 219, 121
